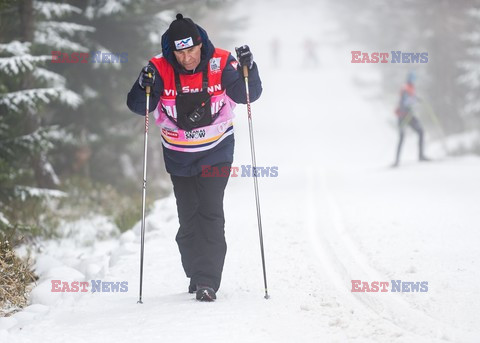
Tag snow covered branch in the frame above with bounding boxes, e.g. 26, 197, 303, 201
14, 186, 67, 201
0, 88, 82, 112
0, 55, 51, 75
0, 41, 31, 56
0, 212, 10, 226
85, 0, 132, 19
36, 21, 95, 36
34, 30, 90, 52
33, 67, 66, 86
33, 1, 82, 20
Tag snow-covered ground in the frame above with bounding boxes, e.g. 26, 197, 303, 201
2, 0, 480, 342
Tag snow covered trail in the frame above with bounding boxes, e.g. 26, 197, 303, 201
2, 0, 480, 342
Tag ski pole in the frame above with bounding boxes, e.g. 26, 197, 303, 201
399, 112, 413, 129
138, 72, 152, 304
236, 51, 270, 300
422, 100, 449, 154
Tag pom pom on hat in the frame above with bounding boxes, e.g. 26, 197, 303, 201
169, 13, 202, 51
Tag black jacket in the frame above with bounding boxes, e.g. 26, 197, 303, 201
127, 25, 262, 176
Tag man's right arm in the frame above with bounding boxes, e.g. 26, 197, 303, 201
126, 62, 163, 115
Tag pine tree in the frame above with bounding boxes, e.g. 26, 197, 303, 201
0, 0, 87, 234
0, 0, 239, 238
459, 7, 480, 130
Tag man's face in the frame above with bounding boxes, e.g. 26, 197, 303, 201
173, 43, 202, 71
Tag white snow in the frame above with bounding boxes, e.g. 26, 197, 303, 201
0, 41, 31, 56
36, 21, 95, 36
82, 86, 99, 100
33, 2, 82, 20
2, 0, 480, 342
14, 186, 66, 201
0, 55, 51, 75
33, 67, 67, 86
33, 30, 90, 52
0, 88, 82, 112
440, 130, 480, 153
92, 0, 132, 18
0, 212, 10, 226
459, 8, 480, 116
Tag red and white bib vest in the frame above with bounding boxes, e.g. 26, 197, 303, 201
150, 48, 236, 152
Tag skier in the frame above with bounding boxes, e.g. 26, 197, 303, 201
302, 38, 320, 68
126, 14, 262, 301
271, 37, 280, 67
393, 71, 429, 167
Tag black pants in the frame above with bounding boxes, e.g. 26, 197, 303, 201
395, 114, 425, 165
170, 163, 231, 292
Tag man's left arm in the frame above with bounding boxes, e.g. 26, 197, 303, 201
222, 54, 262, 104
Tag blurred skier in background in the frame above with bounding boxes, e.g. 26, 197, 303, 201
271, 37, 280, 67
393, 71, 429, 167
303, 38, 320, 68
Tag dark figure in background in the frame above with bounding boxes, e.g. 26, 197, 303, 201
393, 71, 429, 167
271, 38, 280, 67
126, 14, 262, 301
303, 38, 319, 68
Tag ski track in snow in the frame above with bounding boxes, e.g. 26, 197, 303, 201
306, 168, 480, 342
2, 0, 480, 342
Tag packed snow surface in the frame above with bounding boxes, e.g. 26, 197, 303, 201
2, 0, 479, 342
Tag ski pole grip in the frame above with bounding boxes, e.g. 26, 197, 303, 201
145, 72, 152, 95
242, 65, 249, 78
235, 46, 249, 78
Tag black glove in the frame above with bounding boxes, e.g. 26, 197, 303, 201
138, 65, 155, 89
235, 45, 254, 69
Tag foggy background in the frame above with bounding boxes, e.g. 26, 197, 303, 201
1, 0, 479, 242
2, 1, 480, 340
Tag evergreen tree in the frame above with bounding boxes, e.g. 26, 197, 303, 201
459, 7, 480, 130
0, 0, 87, 234
0, 0, 238, 238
